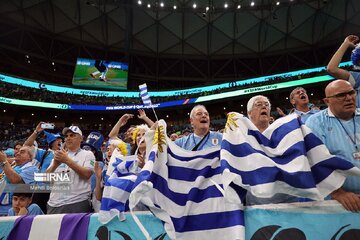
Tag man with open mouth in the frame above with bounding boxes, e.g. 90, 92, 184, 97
175, 105, 222, 151
289, 87, 320, 123
245, 95, 299, 205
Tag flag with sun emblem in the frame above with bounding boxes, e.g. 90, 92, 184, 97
98, 149, 141, 224
221, 112, 360, 203
129, 120, 245, 240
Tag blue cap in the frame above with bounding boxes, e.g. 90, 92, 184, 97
44, 131, 63, 146
351, 45, 360, 67
4, 148, 14, 157
81, 132, 104, 152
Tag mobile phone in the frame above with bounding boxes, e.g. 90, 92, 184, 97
41, 123, 55, 129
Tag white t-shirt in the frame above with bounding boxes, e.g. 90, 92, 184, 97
47, 149, 95, 207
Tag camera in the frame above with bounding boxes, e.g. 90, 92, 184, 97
41, 123, 55, 129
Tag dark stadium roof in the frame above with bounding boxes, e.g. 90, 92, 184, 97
0, 0, 359, 89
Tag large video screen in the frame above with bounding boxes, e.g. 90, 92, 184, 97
72, 58, 128, 90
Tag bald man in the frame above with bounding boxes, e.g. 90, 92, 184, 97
306, 80, 360, 212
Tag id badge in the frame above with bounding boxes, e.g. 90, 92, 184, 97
352, 151, 360, 160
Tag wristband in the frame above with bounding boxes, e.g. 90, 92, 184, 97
34, 130, 39, 134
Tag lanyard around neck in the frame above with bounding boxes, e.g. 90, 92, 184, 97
336, 116, 358, 151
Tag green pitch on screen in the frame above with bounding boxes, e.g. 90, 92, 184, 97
73, 65, 128, 90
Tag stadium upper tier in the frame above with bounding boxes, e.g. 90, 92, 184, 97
0, 62, 351, 110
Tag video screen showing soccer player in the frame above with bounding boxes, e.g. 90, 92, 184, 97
72, 58, 128, 90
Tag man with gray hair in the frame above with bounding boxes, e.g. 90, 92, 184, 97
0, 146, 38, 184
247, 95, 272, 133
246, 95, 299, 205
289, 87, 319, 123
0, 146, 39, 216
175, 105, 222, 150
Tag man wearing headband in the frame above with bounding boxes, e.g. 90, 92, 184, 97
327, 35, 360, 107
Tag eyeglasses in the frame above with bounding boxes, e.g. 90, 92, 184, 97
253, 102, 270, 108
326, 89, 356, 100
195, 111, 209, 117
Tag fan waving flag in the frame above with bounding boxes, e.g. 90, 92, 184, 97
129, 120, 245, 240
221, 112, 360, 202
139, 83, 152, 106
99, 148, 141, 224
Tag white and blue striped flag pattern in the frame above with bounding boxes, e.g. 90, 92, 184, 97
99, 148, 141, 224
139, 83, 152, 107
221, 112, 360, 202
129, 121, 245, 240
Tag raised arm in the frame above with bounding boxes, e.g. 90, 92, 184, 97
137, 109, 155, 127
108, 114, 134, 139
0, 151, 23, 183
327, 35, 359, 80
24, 122, 44, 147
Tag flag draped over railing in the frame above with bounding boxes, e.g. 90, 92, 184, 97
99, 113, 360, 239
98, 148, 141, 224
221, 112, 360, 202
129, 121, 245, 240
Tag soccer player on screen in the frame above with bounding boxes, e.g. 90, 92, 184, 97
90, 60, 109, 82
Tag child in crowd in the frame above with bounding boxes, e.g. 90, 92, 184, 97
8, 192, 43, 216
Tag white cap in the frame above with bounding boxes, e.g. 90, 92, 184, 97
62, 126, 82, 136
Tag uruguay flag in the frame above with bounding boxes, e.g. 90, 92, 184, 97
221, 112, 360, 202
99, 148, 141, 224
139, 83, 152, 107
129, 121, 245, 240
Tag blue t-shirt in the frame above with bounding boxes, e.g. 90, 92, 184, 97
34, 148, 54, 173
306, 108, 360, 194
6, 163, 39, 185
349, 71, 360, 107
8, 203, 44, 216
294, 108, 320, 123
1, 162, 38, 215
175, 131, 222, 150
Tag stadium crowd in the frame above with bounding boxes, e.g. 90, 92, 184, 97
0, 35, 359, 221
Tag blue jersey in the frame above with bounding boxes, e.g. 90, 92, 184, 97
293, 108, 320, 123
8, 203, 44, 216
175, 131, 222, 151
34, 148, 54, 172
306, 108, 360, 194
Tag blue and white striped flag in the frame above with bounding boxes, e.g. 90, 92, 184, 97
129, 121, 245, 240
139, 83, 152, 106
221, 112, 360, 202
99, 148, 141, 224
